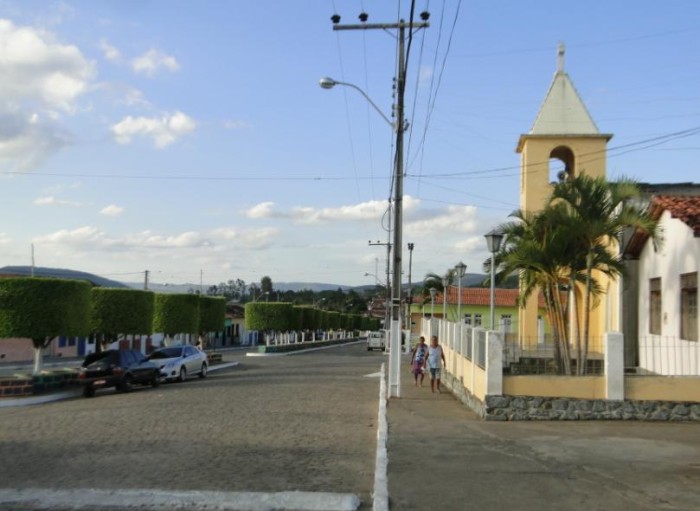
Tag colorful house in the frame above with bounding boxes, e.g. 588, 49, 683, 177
411, 287, 552, 343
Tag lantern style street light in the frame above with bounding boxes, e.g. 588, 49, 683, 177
455, 262, 467, 325
429, 287, 437, 318
485, 229, 505, 330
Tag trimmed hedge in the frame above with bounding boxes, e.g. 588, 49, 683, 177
153, 294, 200, 336
91, 288, 154, 337
199, 296, 226, 333
0, 277, 91, 341
245, 302, 295, 331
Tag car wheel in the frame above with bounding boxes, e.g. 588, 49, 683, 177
199, 363, 207, 379
151, 375, 160, 388
178, 366, 187, 383
119, 375, 133, 393
83, 386, 96, 398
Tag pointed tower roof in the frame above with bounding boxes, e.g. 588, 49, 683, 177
517, 43, 612, 152
529, 43, 600, 135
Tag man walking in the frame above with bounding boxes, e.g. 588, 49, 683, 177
427, 335, 446, 393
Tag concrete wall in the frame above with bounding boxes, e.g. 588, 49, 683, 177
638, 209, 700, 374
503, 375, 605, 400
626, 376, 700, 402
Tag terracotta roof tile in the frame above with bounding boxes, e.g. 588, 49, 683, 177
419, 288, 551, 309
653, 195, 700, 236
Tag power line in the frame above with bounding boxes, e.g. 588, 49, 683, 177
0, 171, 390, 182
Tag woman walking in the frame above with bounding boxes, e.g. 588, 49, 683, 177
427, 335, 446, 393
410, 336, 428, 387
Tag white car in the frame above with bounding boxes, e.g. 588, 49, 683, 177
367, 331, 386, 351
148, 345, 208, 382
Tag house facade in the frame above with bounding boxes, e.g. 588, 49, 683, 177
626, 194, 700, 374
411, 287, 552, 343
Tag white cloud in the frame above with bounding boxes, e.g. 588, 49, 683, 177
99, 38, 120, 61
0, 232, 11, 245
222, 119, 250, 130
120, 230, 208, 249
131, 48, 179, 76
244, 196, 422, 224
406, 205, 478, 237
0, 19, 93, 170
0, 19, 94, 112
99, 204, 123, 216
33, 195, 81, 207
111, 111, 196, 148
210, 226, 279, 250
33, 226, 104, 246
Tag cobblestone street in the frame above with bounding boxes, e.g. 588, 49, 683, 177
0, 345, 382, 509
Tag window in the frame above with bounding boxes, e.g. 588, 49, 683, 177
474, 314, 482, 327
464, 313, 472, 325
680, 272, 698, 341
649, 277, 662, 335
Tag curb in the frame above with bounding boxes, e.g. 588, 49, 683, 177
0, 488, 361, 511
373, 363, 389, 511
207, 361, 239, 372
246, 340, 365, 357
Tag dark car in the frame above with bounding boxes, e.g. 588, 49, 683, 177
79, 349, 160, 398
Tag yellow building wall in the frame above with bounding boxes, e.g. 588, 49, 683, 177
625, 376, 700, 402
503, 375, 606, 399
518, 135, 615, 344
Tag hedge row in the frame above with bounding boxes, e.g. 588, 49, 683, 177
245, 303, 380, 332
0, 278, 227, 342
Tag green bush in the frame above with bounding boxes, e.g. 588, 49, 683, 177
0, 278, 91, 340
199, 296, 226, 333
245, 302, 295, 331
91, 288, 154, 338
153, 294, 200, 336
327, 311, 341, 329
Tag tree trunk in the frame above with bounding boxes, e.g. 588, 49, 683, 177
552, 285, 571, 375
32, 337, 49, 375
571, 283, 582, 375
582, 252, 594, 375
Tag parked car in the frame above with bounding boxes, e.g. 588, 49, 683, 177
79, 349, 160, 398
367, 330, 386, 351
148, 345, 208, 382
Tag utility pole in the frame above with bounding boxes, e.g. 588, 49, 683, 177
369, 240, 391, 331
144, 270, 150, 291
334, 12, 429, 398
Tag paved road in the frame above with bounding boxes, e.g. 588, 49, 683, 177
0, 344, 383, 509
388, 376, 700, 510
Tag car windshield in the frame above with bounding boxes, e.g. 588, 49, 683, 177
84, 351, 117, 368
149, 347, 182, 359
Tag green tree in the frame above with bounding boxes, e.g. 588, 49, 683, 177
550, 175, 661, 373
153, 294, 200, 342
245, 303, 295, 332
199, 296, 226, 333
91, 288, 155, 351
0, 278, 91, 374
260, 276, 273, 294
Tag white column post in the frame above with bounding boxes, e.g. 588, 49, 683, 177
485, 330, 503, 396
604, 332, 624, 400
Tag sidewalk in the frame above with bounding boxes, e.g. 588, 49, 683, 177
386, 370, 700, 510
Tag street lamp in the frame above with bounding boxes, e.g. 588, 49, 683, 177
321, 74, 405, 398
253, 291, 270, 303
455, 262, 467, 324
429, 287, 437, 318
442, 277, 448, 320
485, 229, 505, 331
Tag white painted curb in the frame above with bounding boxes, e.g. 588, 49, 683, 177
0, 389, 80, 408
207, 361, 239, 372
246, 340, 364, 357
0, 488, 361, 511
373, 362, 389, 511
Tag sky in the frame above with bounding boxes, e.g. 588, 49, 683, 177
0, 1, 698, 289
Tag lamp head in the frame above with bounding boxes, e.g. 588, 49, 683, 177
455, 261, 467, 278
319, 77, 337, 90
429, 287, 437, 299
485, 229, 505, 254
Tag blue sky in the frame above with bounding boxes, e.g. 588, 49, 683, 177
0, 1, 698, 288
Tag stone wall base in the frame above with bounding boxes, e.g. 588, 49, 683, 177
442, 373, 700, 421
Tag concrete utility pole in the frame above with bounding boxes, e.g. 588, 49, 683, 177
406, 242, 415, 331
144, 270, 150, 291
368, 240, 391, 330
334, 13, 429, 398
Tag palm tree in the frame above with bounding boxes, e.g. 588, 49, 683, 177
422, 268, 457, 320
495, 207, 581, 374
550, 175, 661, 374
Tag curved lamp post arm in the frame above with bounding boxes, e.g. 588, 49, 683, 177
319, 77, 394, 129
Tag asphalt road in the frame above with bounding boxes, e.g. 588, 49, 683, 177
0, 344, 383, 510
